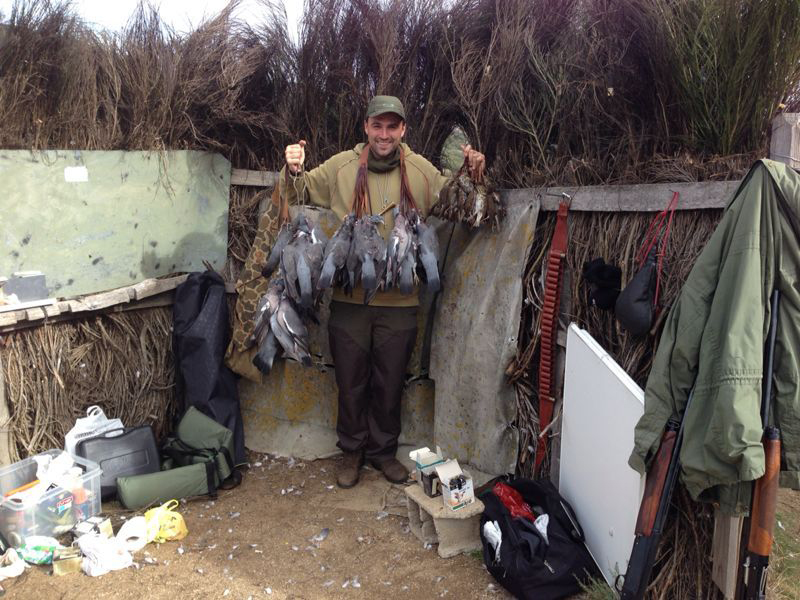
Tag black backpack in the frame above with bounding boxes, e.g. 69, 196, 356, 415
479, 478, 600, 600
173, 270, 245, 465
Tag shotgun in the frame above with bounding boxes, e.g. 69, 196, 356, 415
737, 289, 781, 600
619, 390, 694, 600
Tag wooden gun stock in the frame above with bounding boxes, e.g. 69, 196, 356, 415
748, 428, 781, 556
737, 289, 781, 600
739, 427, 781, 600
635, 428, 678, 537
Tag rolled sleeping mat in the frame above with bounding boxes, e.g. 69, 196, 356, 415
116, 461, 220, 510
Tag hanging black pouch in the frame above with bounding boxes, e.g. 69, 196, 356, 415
614, 245, 658, 336
614, 192, 679, 336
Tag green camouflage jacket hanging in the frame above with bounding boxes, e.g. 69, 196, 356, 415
629, 159, 800, 515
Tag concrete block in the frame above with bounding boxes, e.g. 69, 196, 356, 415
405, 484, 484, 558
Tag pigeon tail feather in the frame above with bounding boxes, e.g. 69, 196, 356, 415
297, 254, 313, 308
399, 261, 414, 295
253, 331, 279, 374
419, 251, 440, 292
318, 255, 336, 290
361, 257, 376, 290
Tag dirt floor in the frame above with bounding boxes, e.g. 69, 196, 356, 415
4, 451, 799, 600
2, 451, 512, 600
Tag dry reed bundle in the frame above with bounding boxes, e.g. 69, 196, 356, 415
0, 0, 293, 168
0, 308, 176, 462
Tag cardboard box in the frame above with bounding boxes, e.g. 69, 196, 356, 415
409, 446, 445, 471
409, 446, 446, 497
435, 460, 474, 511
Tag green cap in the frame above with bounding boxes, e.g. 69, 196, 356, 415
366, 95, 405, 120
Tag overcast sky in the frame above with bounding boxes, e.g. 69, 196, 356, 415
0, 0, 302, 41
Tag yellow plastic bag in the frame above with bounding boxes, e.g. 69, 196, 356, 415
143, 499, 188, 543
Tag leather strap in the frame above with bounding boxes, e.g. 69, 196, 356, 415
273, 167, 291, 226
399, 147, 418, 214
351, 149, 371, 217
534, 199, 570, 472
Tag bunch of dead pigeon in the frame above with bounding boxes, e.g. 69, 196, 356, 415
432, 168, 504, 230
251, 209, 441, 374
320, 208, 441, 303
251, 212, 323, 374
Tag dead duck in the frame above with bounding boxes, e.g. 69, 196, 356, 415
431, 162, 503, 230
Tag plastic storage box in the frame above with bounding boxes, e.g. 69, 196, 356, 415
0, 450, 101, 547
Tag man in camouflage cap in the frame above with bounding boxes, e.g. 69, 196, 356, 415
281, 95, 485, 488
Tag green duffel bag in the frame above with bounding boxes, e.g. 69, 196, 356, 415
116, 407, 238, 510
164, 407, 236, 481
117, 461, 220, 510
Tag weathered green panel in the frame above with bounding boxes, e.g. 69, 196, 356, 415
0, 150, 229, 297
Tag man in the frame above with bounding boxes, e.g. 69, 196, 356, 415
281, 95, 485, 488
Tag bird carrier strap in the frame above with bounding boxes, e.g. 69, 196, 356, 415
351, 149, 371, 217
534, 199, 570, 473
272, 167, 290, 226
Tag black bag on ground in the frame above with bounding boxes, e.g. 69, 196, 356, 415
173, 270, 246, 465
479, 478, 600, 600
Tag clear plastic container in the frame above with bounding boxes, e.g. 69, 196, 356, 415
0, 450, 101, 546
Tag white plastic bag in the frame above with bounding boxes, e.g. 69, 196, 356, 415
64, 406, 124, 456
77, 533, 132, 576
0, 548, 27, 581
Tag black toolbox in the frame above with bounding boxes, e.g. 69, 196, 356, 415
75, 426, 160, 500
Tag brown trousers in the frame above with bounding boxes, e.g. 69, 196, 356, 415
328, 301, 418, 462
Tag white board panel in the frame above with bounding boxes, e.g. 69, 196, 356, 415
559, 323, 645, 587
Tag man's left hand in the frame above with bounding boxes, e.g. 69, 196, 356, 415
460, 144, 486, 182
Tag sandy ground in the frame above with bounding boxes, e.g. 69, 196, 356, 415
2, 451, 512, 600
6, 450, 798, 600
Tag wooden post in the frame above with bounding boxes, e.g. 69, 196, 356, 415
712, 508, 744, 599
770, 112, 800, 168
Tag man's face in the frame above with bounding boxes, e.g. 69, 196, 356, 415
364, 113, 406, 158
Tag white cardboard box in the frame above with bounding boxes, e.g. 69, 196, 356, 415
435, 459, 474, 511
409, 446, 445, 471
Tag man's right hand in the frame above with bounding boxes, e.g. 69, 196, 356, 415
285, 140, 306, 174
